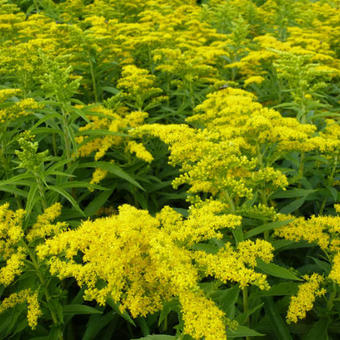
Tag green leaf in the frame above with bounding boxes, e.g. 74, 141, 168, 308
84, 189, 114, 217
31, 111, 61, 128
245, 302, 264, 320
261, 282, 299, 296
211, 286, 240, 317
0, 185, 28, 197
158, 299, 179, 327
245, 219, 293, 239
227, 325, 264, 337
102, 86, 120, 95
279, 197, 306, 214
326, 186, 338, 201
302, 317, 330, 340
107, 299, 136, 326
25, 184, 38, 217
232, 225, 243, 245
59, 181, 107, 191
69, 106, 90, 123
10, 318, 29, 336
272, 239, 313, 252
0, 309, 20, 337
137, 318, 151, 337
263, 296, 293, 340
192, 242, 219, 254
173, 208, 188, 217
159, 192, 187, 200
48, 299, 64, 323
82, 313, 118, 340
31, 127, 63, 136
48, 185, 85, 216
45, 170, 75, 178
80, 162, 144, 191
133, 190, 149, 210
76, 129, 127, 137
256, 259, 302, 281
271, 189, 316, 199
48, 327, 63, 340
0, 173, 33, 186
308, 256, 331, 274
63, 304, 102, 315
132, 336, 176, 340
312, 112, 340, 119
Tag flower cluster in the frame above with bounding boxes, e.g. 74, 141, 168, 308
0, 289, 41, 329
287, 274, 325, 323
37, 203, 272, 340
0, 203, 26, 286
0, 203, 64, 329
0, 0, 339, 337
135, 87, 338, 208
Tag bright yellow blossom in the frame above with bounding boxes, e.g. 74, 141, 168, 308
26, 203, 67, 242
287, 274, 325, 323
37, 203, 268, 339
0, 289, 41, 329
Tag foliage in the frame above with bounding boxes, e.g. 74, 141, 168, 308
0, 0, 339, 339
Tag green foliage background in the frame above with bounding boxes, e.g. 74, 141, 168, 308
0, 0, 339, 339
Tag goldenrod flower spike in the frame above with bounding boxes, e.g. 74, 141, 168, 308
287, 274, 325, 324
37, 203, 271, 340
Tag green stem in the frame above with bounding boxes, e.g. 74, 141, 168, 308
243, 287, 250, 340
162, 314, 168, 332
35, 175, 48, 210
319, 198, 327, 216
137, 318, 150, 336
224, 190, 235, 212
52, 133, 57, 156
189, 81, 194, 108
297, 152, 305, 187
256, 144, 264, 169
327, 282, 337, 311
127, 323, 134, 338
319, 156, 337, 215
264, 230, 269, 241
261, 196, 269, 241
0, 141, 23, 209
61, 105, 72, 161
21, 241, 60, 328
89, 57, 98, 103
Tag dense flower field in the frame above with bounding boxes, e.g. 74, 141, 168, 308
0, 0, 339, 339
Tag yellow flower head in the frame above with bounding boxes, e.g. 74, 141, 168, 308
287, 274, 325, 323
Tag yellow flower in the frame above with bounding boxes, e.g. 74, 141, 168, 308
0, 204, 26, 286
179, 290, 226, 340
274, 214, 340, 251
125, 141, 153, 163
0, 95, 42, 124
0, 289, 41, 329
287, 274, 325, 323
36, 202, 268, 339
244, 75, 265, 86
194, 242, 271, 290
90, 168, 108, 185
0, 249, 26, 286
135, 87, 326, 205
0, 88, 21, 102
335, 204, 340, 214
76, 106, 149, 164
237, 239, 274, 267
26, 290, 42, 329
26, 203, 66, 242
117, 65, 163, 109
